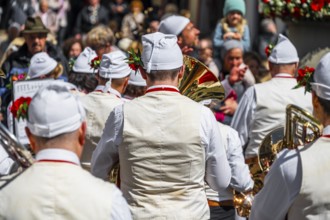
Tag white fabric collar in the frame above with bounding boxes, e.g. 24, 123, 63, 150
147, 85, 179, 92
94, 85, 105, 92
273, 73, 294, 78
106, 87, 122, 98
36, 149, 80, 165
323, 125, 330, 135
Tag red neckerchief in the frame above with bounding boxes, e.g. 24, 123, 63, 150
322, 134, 330, 138
273, 76, 295, 79
94, 90, 103, 93
145, 87, 180, 94
37, 159, 78, 166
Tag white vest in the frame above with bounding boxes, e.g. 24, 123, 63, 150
205, 123, 233, 202
288, 137, 330, 219
80, 91, 123, 163
0, 162, 115, 220
245, 77, 312, 158
120, 91, 209, 220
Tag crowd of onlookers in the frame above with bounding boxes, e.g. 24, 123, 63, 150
0, 0, 280, 124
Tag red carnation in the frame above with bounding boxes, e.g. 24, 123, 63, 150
10, 97, 32, 121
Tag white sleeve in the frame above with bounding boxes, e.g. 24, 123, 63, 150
0, 145, 14, 176
201, 106, 231, 191
226, 127, 254, 191
91, 105, 124, 180
230, 86, 256, 149
109, 185, 132, 220
250, 149, 302, 220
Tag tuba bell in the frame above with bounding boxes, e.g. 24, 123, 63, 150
234, 104, 323, 217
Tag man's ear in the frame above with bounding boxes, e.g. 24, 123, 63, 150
78, 122, 87, 147
139, 68, 147, 80
177, 36, 183, 48
178, 65, 185, 79
25, 127, 37, 153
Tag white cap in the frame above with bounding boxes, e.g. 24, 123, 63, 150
99, 51, 131, 79
311, 52, 330, 100
128, 69, 146, 86
28, 52, 57, 79
158, 15, 190, 36
72, 47, 97, 74
141, 32, 183, 73
27, 81, 85, 138
268, 34, 299, 64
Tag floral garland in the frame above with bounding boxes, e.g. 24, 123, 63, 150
260, 0, 330, 21
126, 49, 144, 74
89, 56, 101, 70
293, 66, 315, 94
10, 96, 32, 121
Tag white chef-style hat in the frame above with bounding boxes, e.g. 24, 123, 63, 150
158, 15, 190, 36
268, 34, 299, 64
128, 69, 146, 86
27, 81, 85, 138
28, 52, 57, 79
311, 52, 330, 100
141, 32, 183, 73
72, 47, 97, 74
99, 51, 131, 79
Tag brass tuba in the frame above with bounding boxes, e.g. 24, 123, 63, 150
108, 55, 225, 186
258, 104, 322, 172
234, 104, 323, 217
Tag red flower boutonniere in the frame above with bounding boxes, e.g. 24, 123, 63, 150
10, 97, 32, 121
293, 66, 315, 94
126, 49, 144, 74
265, 43, 274, 57
90, 56, 101, 70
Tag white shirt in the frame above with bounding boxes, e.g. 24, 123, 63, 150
230, 73, 292, 151
0, 145, 14, 176
91, 85, 231, 191
36, 149, 132, 220
250, 125, 330, 220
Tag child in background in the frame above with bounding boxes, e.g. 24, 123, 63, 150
213, 0, 250, 58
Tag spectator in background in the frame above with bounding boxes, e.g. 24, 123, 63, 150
198, 38, 220, 78
109, 0, 128, 31
62, 37, 84, 61
48, 0, 70, 46
258, 18, 278, 61
85, 25, 120, 57
244, 51, 271, 84
213, 0, 250, 60
0, 23, 24, 59
121, 0, 144, 40
74, 0, 109, 39
35, 0, 58, 35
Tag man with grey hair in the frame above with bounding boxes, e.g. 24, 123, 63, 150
92, 32, 231, 220
0, 81, 132, 220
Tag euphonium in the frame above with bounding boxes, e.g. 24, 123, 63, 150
108, 55, 225, 186
234, 104, 323, 217
258, 104, 322, 172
